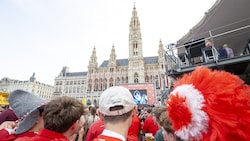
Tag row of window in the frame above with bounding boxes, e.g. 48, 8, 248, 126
88, 66, 162, 75
55, 80, 86, 85
87, 74, 161, 91
54, 86, 85, 94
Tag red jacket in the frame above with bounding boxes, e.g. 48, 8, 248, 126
142, 116, 159, 136
0, 129, 37, 141
85, 120, 105, 141
15, 128, 68, 141
127, 115, 141, 141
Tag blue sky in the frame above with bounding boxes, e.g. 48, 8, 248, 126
0, 0, 216, 85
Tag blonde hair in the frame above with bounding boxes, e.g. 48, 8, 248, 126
223, 44, 228, 48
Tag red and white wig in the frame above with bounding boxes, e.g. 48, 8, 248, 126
166, 67, 250, 141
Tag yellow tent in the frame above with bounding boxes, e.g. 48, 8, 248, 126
0, 92, 9, 106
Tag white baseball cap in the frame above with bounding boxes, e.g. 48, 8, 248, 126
99, 86, 135, 116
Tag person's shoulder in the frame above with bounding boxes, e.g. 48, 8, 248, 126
93, 135, 123, 141
92, 120, 104, 127
0, 128, 16, 141
155, 129, 163, 137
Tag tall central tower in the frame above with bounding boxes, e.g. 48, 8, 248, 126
128, 4, 145, 83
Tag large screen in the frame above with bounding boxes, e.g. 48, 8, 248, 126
119, 83, 156, 105
130, 89, 147, 104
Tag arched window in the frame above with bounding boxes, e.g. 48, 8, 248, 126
134, 73, 139, 83
99, 79, 102, 91
145, 75, 149, 82
103, 78, 107, 90
155, 75, 159, 88
150, 75, 154, 82
122, 77, 125, 83
77, 86, 80, 93
94, 79, 98, 91
88, 79, 92, 91
109, 77, 113, 87
69, 86, 72, 93
116, 77, 120, 85
64, 87, 68, 93
133, 42, 138, 56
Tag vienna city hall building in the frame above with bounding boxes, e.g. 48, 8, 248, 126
53, 5, 168, 106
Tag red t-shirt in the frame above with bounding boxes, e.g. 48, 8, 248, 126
127, 115, 141, 141
0, 129, 37, 141
15, 128, 68, 141
85, 120, 105, 141
142, 116, 159, 136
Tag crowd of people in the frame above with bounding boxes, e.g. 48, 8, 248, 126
205, 39, 235, 59
0, 67, 250, 141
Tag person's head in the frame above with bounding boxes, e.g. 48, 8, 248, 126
143, 107, 152, 119
152, 106, 166, 126
205, 39, 212, 47
8, 89, 47, 134
90, 106, 97, 116
133, 90, 141, 101
162, 118, 182, 141
83, 106, 90, 116
43, 96, 84, 136
223, 44, 229, 48
98, 86, 135, 125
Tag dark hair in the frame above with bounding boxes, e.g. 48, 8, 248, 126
90, 106, 97, 118
43, 96, 84, 133
145, 107, 152, 113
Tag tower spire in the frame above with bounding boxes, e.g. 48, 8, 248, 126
129, 3, 142, 59
108, 44, 117, 67
128, 3, 145, 83
88, 46, 98, 72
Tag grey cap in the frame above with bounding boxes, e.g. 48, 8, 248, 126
8, 89, 46, 134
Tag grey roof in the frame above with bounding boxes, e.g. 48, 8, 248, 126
99, 59, 128, 67
144, 56, 158, 64
117, 59, 129, 66
99, 60, 109, 67
177, 0, 250, 56
99, 56, 158, 68
66, 71, 87, 77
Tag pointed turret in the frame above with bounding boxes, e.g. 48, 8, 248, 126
88, 46, 98, 73
108, 44, 117, 67
158, 39, 165, 67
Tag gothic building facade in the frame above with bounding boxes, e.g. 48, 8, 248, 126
86, 5, 167, 105
54, 5, 168, 105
